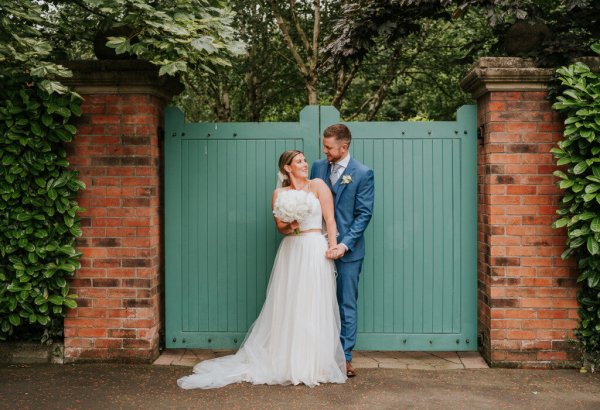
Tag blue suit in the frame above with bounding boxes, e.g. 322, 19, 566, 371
311, 157, 374, 361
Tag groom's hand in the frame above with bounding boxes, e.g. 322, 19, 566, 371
326, 247, 337, 259
327, 244, 347, 260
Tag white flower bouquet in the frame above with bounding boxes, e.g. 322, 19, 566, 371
273, 190, 316, 234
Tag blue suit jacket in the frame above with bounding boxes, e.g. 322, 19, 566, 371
311, 157, 374, 262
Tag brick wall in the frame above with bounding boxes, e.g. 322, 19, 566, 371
463, 58, 580, 368
61, 61, 179, 362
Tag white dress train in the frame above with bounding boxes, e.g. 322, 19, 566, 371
177, 191, 347, 389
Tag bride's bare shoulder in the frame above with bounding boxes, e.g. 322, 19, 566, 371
309, 178, 330, 198
310, 178, 327, 188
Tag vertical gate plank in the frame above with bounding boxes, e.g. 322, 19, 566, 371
413, 140, 424, 333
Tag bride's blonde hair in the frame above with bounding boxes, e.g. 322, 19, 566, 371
278, 150, 303, 188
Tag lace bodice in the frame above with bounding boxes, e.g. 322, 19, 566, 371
299, 191, 322, 231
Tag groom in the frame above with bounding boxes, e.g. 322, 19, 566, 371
310, 124, 374, 378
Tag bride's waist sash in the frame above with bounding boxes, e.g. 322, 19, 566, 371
286, 230, 323, 237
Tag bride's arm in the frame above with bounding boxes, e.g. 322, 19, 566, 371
272, 189, 299, 235
312, 179, 337, 248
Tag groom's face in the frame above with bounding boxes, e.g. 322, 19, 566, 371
322, 137, 348, 163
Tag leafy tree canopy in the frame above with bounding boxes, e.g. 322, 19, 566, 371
327, 0, 600, 67
0, 0, 244, 94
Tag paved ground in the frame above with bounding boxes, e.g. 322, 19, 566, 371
1, 362, 598, 409
154, 350, 489, 370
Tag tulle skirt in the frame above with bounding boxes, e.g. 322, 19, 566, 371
177, 233, 347, 389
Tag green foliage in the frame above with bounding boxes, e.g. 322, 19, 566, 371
457, 0, 600, 66
176, 1, 307, 122
327, 1, 599, 68
85, 0, 244, 76
0, 78, 84, 343
551, 44, 600, 366
177, 1, 496, 122
0, 0, 74, 94
338, 7, 495, 121
0, 1, 242, 89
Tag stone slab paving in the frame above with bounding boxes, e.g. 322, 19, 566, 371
154, 350, 489, 370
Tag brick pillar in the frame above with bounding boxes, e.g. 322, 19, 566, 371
461, 58, 579, 368
61, 61, 181, 362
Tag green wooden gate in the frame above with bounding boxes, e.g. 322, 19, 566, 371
165, 105, 477, 351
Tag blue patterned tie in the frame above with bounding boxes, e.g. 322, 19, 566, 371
330, 163, 341, 185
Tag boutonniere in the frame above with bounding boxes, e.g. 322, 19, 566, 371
341, 175, 353, 185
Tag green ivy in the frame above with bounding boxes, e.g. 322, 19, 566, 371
0, 78, 84, 343
551, 43, 600, 368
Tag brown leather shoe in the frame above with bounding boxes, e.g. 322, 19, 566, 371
346, 361, 356, 377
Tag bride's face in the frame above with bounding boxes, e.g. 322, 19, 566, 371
285, 154, 309, 179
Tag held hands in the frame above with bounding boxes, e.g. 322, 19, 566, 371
326, 244, 347, 260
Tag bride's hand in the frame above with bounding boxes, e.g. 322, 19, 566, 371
289, 221, 300, 233
326, 244, 347, 260
326, 246, 338, 259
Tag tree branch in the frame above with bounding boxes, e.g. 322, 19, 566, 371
347, 96, 375, 121
288, 0, 311, 55
311, 0, 320, 71
365, 43, 413, 120
406, 72, 454, 99
332, 61, 361, 109
267, 0, 309, 77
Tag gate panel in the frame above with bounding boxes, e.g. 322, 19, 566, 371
165, 107, 320, 348
320, 106, 477, 350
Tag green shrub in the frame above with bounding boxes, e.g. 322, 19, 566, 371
0, 78, 84, 343
551, 43, 600, 368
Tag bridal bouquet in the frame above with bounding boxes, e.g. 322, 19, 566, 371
273, 190, 316, 235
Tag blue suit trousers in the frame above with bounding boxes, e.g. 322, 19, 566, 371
335, 259, 363, 362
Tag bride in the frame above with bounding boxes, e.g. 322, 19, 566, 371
177, 150, 347, 389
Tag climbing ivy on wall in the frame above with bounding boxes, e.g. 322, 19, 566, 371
552, 44, 600, 368
0, 78, 84, 343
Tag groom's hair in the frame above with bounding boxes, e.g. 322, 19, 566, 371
323, 124, 351, 146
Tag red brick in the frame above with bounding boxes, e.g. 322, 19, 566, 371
108, 309, 136, 318
93, 298, 123, 308
537, 351, 567, 361
78, 328, 107, 337
108, 329, 137, 338
76, 308, 108, 318
123, 319, 154, 328
489, 91, 522, 101
552, 319, 578, 329
65, 338, 94, 348
507, 330, 536, 340
522, 320, 553, 329
537, 309, 568, 319
93, 115, 120, 124
94, 339, 124, 349
506, 122, 538, 132
77, 349, 110, 359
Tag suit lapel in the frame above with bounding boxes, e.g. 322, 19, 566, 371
325, 161, 333, 190
334, 159, 356, 207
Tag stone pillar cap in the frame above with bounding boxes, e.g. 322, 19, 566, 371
460, 57, 554, 98
60, 60, 184, 101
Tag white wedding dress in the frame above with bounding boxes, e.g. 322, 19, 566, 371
177, 189, 347, 389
